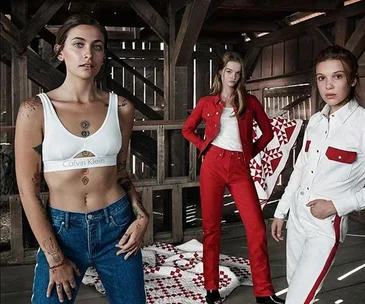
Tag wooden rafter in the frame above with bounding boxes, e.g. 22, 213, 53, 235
335, 17, 350, 47
0, 13, 22, 53
205, 0, 226, 20
107, 77, 163, 120
108, 52, 164, 97
241, 2, 365, 50
127, 0, 169, 43
21, 0, 66, 49
203, 20, 279, 33
243, 46, 262, 80
345, 16, 365, 58
220, 0, 345, 12
307, 27, 334, 49
168, 0, 194, 14
173, 0, 211, 66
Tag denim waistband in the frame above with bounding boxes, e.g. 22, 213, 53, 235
48, 195, 129, 226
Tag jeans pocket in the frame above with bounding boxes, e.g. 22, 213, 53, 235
51, 220, 65, 235
109, 212, 131, 228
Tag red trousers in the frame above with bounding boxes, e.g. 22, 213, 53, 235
200, 145, 274, 296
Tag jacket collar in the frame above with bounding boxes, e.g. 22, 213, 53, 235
212, 94, 238, 111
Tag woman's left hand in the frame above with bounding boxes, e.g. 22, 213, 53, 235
115, 217, 149, 259
306, 199, 337, 219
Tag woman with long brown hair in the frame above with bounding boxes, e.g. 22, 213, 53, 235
182, 52, 284, 304
15, 14, 147, 303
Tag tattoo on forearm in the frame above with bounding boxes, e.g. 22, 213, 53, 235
32, 144, 42, 156
132, 196, 149, 220
117, 160, 126, 174
42, 237, 62, 264
36, 194, 49, 221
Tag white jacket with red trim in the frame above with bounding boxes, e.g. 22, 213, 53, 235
274, 99, 365, 219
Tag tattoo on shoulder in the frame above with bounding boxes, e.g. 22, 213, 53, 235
118, 99, 127, 107
33, 144, 42, 156
18, 97, 42, 118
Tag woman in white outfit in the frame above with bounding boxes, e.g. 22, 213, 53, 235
271, 45, 365, 304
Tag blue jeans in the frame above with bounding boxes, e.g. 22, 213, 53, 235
32, 195, 146, 303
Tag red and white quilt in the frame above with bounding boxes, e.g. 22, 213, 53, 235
82, 239, 251, 303
82, 117, 303, 302
250, 117, 303, 208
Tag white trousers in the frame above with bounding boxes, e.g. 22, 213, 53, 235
285, 206, 342, 304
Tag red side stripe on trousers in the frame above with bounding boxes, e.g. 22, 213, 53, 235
304, 215, 341, 304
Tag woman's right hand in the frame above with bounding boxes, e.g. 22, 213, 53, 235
271, 218, 285, 242
47, 258, 81, 302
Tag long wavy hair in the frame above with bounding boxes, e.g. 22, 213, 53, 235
314, 45, 360, 102
210, 51, 247, 118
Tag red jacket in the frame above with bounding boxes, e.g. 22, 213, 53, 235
182, 94, 274, 159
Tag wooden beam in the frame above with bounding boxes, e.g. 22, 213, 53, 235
241, 2, 365, 50
107, 76, 163, 120
243, 46, 262, 80
205, 0, 226, 20
38, 27, 56, 45
168, 0, 194, 14
203, 20, 279, 33
173, 0, 211, 66
0, 13, 22, 53
220, 0, 346, 12
107, 49, 163, 58
335, 17, 350, 47
21, 0, 66, 49
246, 69, 312, 91
1, 37, 64, 91
108, 52, 164, 97
307, 27, 334, 49
127, 0, 169, 43
345, 16, 365, 58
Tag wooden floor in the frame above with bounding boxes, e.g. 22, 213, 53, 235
1, 219, 364, 304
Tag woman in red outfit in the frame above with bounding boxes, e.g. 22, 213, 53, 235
182, 52, 284, 304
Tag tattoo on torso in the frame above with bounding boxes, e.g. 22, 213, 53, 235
80, 120, 90, 137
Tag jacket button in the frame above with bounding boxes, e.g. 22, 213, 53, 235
214, 124, 217, 127
207, 113, 210, 116
216, 112, 219, 115
338, 156, 342, 159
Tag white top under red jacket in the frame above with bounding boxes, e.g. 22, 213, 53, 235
274, 99, 365, 219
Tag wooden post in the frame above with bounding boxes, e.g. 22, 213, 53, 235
157, 125, 165, 184
142, 187, 154, 245
9, 196, 24, 263
172, 184, 183, 243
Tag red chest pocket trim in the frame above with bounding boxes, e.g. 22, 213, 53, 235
326, 146, 357, 164
305, 140, 311, 152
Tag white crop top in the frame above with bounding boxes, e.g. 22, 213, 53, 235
38, 92, 122, 172
211, 107, 243, 151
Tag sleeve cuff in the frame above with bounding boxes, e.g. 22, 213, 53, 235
332, 194, 359, 217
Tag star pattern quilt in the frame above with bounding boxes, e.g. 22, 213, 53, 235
82, 117, 303, 303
